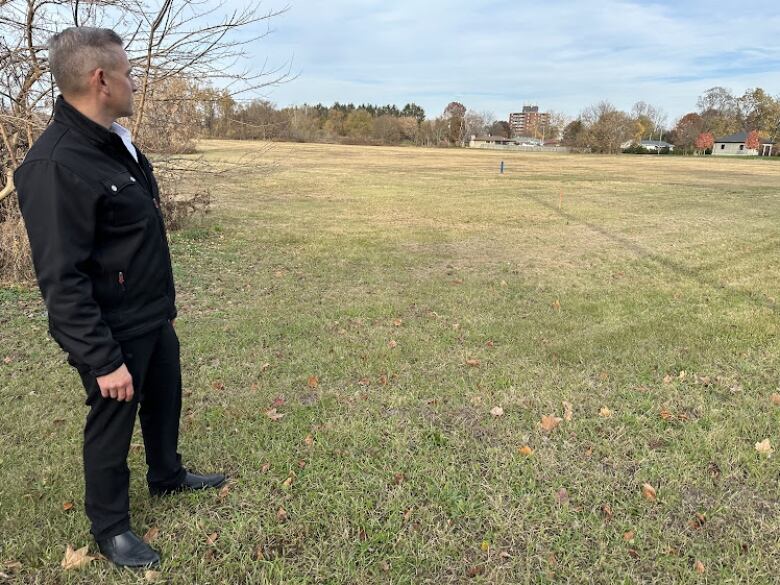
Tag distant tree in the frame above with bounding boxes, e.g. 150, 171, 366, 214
488, 121, 511, 138
740, 88, 780, 140
698, 87, 742, 137
545, 111, 570, 142
443, 101, 467, 145
672, 113, 705, 153
464, 110, 488, 139
401, 103, 426, 123
324, 109, 347, 136
581, 101, 633, 154
694, 131, 714, 154
372, 115, 402, 144
562, 120, 585, 147
344, 109, 374, 141
745, 130, 761, 150
397, 117, 420, 142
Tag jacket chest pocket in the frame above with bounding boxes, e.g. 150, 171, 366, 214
102, 171, 150, 226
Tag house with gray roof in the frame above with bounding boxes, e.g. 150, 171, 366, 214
713, 131, 774, 156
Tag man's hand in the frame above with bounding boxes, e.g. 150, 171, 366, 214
96, 363, 134, 402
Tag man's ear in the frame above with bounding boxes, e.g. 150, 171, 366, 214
93, 67, 109, 95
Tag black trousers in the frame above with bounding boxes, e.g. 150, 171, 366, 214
76, 321, 186, 540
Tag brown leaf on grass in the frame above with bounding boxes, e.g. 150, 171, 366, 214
297, 459, 307, 469
623, 530, 635, 542
678, 370, 687, 381
755, 438, 773, 458
540, 415, 562, 432
663, 374, 673, 385
265, 408, 285, 421
689, 513, 706, 529
276, 507, 288, 523
218, 484, 231, 500
465, 358, 481, 367
211, 380, 225, 391
598, 371, 609, 381
466, 565, 484, 578
599, 407, 613, 418
378, 374, 388, 385
554, 488, 570, 505
601, 504, 613, 523
62, 501, 74, 512
270, 396, 286, 408
304, 434, 315, 447
490, 406, 504, 417
260, 463, 271, 473
61, 545, 94, 570
562, 401, 573, 422
2, 561, 22, 574
694, 560, 706, 574
393, 319, 403, 327
628, 549, 640, 559
641, 483, 657, 502
282, 475, 294, 488
393, 473, 406, 485
707, 462, 720, 479
388, 340, 398, 349
260, 363, 271, 372
2, 356, 13, 364
551, 299, 561, 311
143, 527, 160, 543
307, 375, 319, 389
584, 446, 594, 458
206, 532, 218, 546
130, 443, 143, 453
771, 393, 780, 406
145, 570, 162, 582
518, 445, 534, 457
485, 340, 495, 348
358, 377, 370, 386
660, 408, 674, 421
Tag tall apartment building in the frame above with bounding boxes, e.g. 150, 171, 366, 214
509, 105, 550, 138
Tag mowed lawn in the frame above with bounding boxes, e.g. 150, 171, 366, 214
2, 141, 780, 584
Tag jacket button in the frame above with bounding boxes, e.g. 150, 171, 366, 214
130, 177, 136, 182
111, 185, 117, 191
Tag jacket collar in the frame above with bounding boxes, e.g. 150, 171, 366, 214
53, 95, 116, 147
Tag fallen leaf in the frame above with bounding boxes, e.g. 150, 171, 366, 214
771, 392, 780, 406
61, 545, 94, 570
540, 415, 562, 432
304, 434, 314, 447
641, 483, 657, 502
518, 445, 534, 457
623, 530, 635, 542
2, 356, 11, 364
393, 473, 406, 485
694, 560, 705, 574
62, 501, 74, 512
265, 408, 285, 421
465, 358, 481, 367
218, 485, 230, 500
211, 380, 225, 391
358, 377, 370, 386
663, 374, 673, 384
388, 340, 398, 349
206, 532, 218, 545
689, 513, 706, 529
260, 363, 271, 372
143, 526, 160, 543
554, 488, 570, 505
601, 503, 613, 522
660, 408, 674, 421
378, 374, 388, 385
500, 280, 508, 287
260, 463, 271, 473
480, 540, 490, 552
599, 407, 613, 418
584, 446, 594, 458
678, 370, 687, 381
466, 565, 484, 578
628, 549, 639, 559
2, 561, 21, 574
307, 375, 319, 389
297, 459, 307, 469
551, 299, 561, 311
270, 396, 286, 408
562, 401, 573, 422
276, 507, 288, 522
490, 406, 504, 417
282, 475, 294, 488
393, 319, 403, 327
707, 462, 720, 478
485, 340, 494, 348
145, 570, 162, 582
755, 438, 773, 458
598, 371, 609, 381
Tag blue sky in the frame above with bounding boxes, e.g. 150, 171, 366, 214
243, 0, 780, 124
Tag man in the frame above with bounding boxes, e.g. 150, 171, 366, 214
14, 27, 224, 568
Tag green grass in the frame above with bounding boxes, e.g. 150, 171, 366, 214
2, 141, 780, 583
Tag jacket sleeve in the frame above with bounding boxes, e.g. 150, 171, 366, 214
14, 160, 124, 377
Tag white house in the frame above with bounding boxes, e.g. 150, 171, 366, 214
620, 139, 675, 152
712, 131, 774, 156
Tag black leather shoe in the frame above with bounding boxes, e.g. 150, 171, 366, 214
96, 530, 160, 568
149, 471, 226, 496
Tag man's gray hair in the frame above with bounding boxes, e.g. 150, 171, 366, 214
48, 27, 124, 96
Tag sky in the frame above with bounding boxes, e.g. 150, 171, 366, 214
241, 0, 780, 124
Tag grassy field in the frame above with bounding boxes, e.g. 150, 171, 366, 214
1, 141, 780, 584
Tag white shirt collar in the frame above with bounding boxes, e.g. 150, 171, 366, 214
110, 122, 139, 163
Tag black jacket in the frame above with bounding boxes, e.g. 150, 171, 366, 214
15, 96, 177, 377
